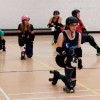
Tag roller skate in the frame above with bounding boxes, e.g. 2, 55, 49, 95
21, 51, 26, 60
49, 70, 59, 85
52, 41, 55, 45
51, 39, 57, 46
63, 80, 76, 93
63, 87, 75, 93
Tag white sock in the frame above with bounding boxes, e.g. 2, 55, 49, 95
20, 46, 25, 52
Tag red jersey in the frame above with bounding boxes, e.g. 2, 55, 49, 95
76, 19, 85, 34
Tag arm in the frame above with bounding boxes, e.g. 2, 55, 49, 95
58, 17, 62, 24
57, 32, 64, 47
18, 24, 23, 36
78, 33, 81, 48
18, 24, 21, 33
31, 24, 34, 34
56, 33, 68, 56
47, 17, 54, 28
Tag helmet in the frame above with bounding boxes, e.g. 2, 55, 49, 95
72, 9, 80, 17
0, 30, 4, 36
21, 15, 30, 21
66, 16, 78, 26
53, 10, 60, 15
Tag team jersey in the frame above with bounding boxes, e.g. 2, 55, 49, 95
62, 31, 79, 56
51, 17, 60, 25
18, 23, 35, 41
76, 19, 85, 34
18, 23, 34, 34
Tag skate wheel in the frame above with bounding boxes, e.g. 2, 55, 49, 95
49, 78, 53, 81
70, 89, 75, 93
50, 70, 54, 74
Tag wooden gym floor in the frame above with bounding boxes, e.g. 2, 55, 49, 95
0, 34, 100, 100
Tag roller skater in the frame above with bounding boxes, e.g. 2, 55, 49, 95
72, 9, 100, 56
47, 10, 64, 45
18, 15, 35, 60
49, 16, 83, 93
0, 30, 6, 52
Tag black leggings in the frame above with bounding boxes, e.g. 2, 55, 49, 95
81, 33, 99, 49
53, 28, 61, 43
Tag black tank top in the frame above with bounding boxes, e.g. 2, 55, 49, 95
51, 17, 59, 25
63, 31, 79, 55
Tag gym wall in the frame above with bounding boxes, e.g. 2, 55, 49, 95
0, 0, 100, 31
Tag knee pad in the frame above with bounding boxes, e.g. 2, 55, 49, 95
55, 54, 66, 68
18, 36, 25, 46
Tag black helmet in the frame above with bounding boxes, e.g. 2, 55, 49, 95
66, 16, 78, 26
72, 9, 80, 17
53, 10, 60, 15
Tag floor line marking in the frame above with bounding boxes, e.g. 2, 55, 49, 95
14, 95, 97, 100
5, 89, 100, 96
0, 87, 11, 100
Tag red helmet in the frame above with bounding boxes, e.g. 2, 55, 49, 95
21, 15, 30, 21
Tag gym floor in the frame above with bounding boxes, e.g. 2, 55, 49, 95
0, 34, 100, 100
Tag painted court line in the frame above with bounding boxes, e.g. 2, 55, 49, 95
0, 88, 11, 100
14, 95, 97, 100
6, 89, 100, 96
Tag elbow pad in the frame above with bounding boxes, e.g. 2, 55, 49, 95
56, 47, 63, 55
76, 48, 82, 57
56, 47, 69, 56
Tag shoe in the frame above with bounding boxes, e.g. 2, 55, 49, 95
96, 48, 100, 56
